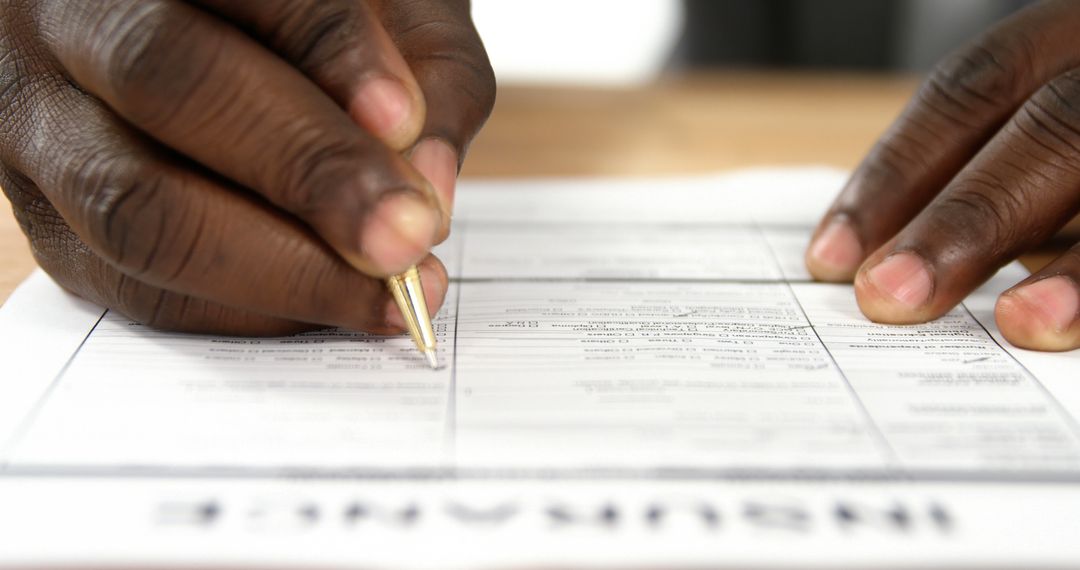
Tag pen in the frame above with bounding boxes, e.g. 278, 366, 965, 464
386, 265, 440, 369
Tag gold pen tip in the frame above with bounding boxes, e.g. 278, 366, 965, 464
424, 349, 440, 370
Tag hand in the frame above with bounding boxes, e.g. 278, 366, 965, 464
804, 0, 1080, 351
0, 0, 495, 335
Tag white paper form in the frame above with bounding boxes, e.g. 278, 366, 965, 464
2, 168, 1080, 569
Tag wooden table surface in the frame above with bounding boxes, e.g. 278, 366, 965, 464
0, 72, 1071, 304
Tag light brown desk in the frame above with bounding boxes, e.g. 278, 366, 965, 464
0, 72, 1070, 304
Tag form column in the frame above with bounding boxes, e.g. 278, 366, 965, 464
792, 282, 1080, 475
452, 281, 890, 473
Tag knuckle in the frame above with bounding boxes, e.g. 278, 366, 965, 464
110, 274, 217, 335
66, 152, 175, 274
938, 174, 1027, 256
93, 2, 215, 125
275, 128, 391, 214
112, 275, 166, 326
279, 248, 352, 320
133, 289, 201, 333
922, 37, 1029, 124
272, 0, 369, 72
1022, 72, 1080, 144
1002, 72, 1080, 185
1040, 70, 1080, 113
872, 129, 934, 178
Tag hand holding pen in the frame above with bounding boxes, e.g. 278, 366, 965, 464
0, 0, 494, 340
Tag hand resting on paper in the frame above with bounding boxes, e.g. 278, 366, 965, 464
0, 0, 495, 335
806, 0, 1080, 352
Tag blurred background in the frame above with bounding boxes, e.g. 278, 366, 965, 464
472, 0, 1034, 85
460, 0, 1078, 263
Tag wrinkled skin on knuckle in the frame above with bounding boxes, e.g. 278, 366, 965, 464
65, 153, 198, 282
272, 0, 375, 79
277, 246, 388, 330
15, 186, 310, 336
932, 176, 1026, 261
996, 74, 1080, 229
107, 271, 178, 328
85, 1, 223, 129
6, 166, 309, 336
139, 294, 314, 336
274, 128, 368, 215
273, 120, 414, 225
115, 280, 238, 335
899, 174, 1051, 296
922, 34, 1032, 127
92, 182, 166, 275
854, 136, 927, 193
1021, 71, 1080, 152
279, 250, 344, 315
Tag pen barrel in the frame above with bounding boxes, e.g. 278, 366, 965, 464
386, 266, 437, 352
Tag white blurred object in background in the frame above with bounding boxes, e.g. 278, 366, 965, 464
471, 0, 684, 86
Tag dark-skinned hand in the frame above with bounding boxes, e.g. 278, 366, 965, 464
805, 0, 1080, 352
0, 0, 495, 335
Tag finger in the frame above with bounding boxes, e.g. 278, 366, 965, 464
38, 0, 443, 277
806, 0, 1080, 281
996, 245, 1080, 351
0, 62, 448, 333
0, 167, 311, 335
194, 0, 426, 150
375, 0, 497, 223
854, 70, 1080, 325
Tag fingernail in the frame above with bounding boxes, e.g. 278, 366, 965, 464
865, 252, 933, 309
361, 193, 438, 274
352, 77, 412, 140
411, 138, 458, 218
1011, 276, 1079, 333
808, 218, 863, 277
